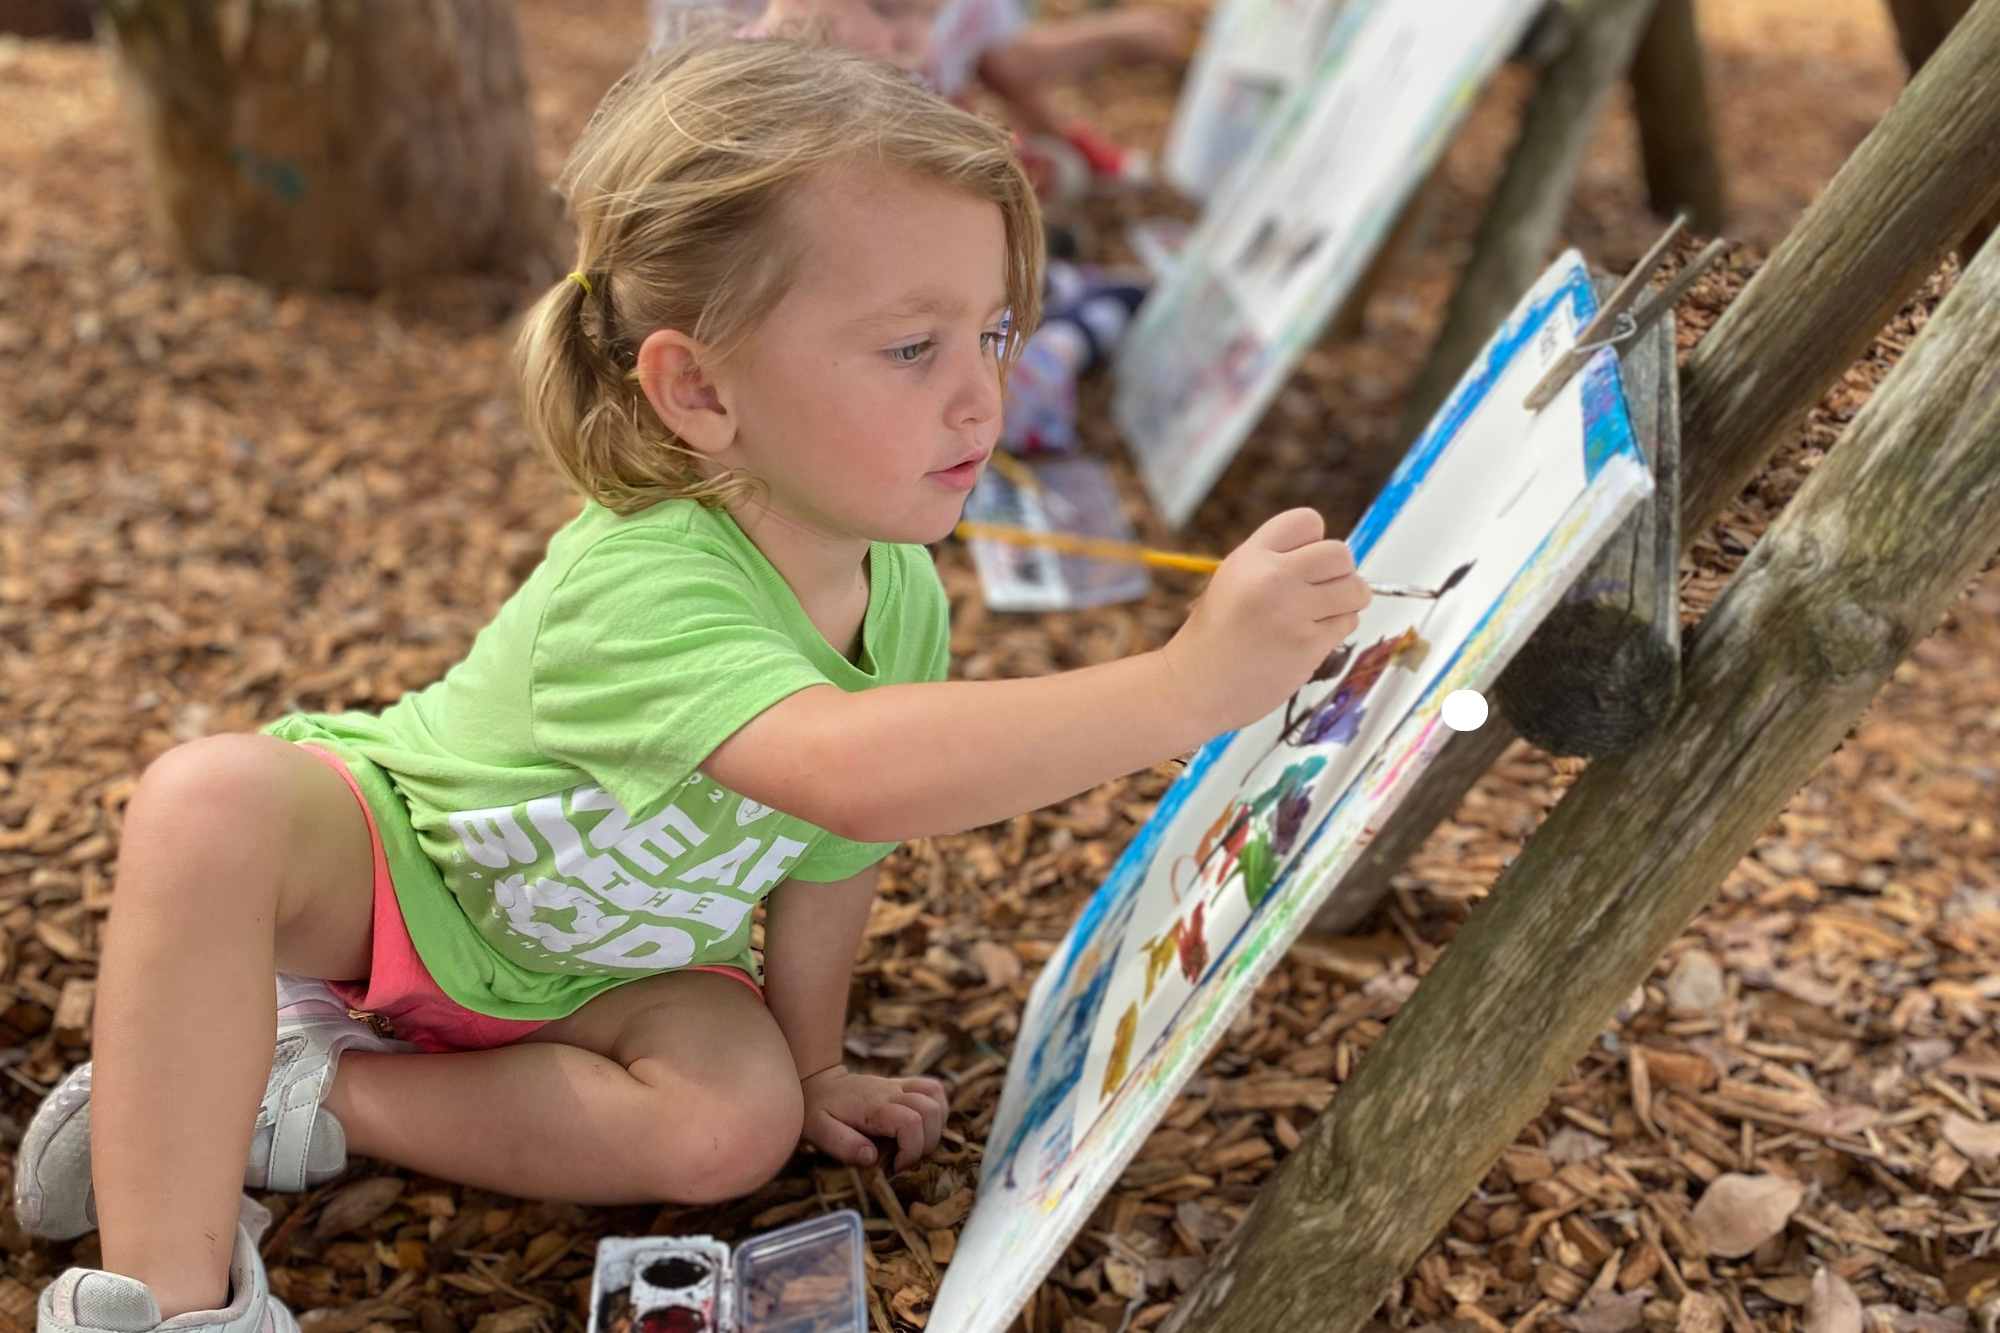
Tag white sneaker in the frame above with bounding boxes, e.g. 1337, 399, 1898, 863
13, 975, 412, 1240
38, 1196, 298, 1333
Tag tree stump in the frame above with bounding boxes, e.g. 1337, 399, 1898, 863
102, 0, 548, 292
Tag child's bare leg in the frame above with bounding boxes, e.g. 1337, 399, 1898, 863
92, 735, 376, 1319
981, 10, 1189, 88
322, 971, 803, 1205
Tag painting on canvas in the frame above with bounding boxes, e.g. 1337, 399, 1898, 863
1115, 0, 1545, 529
931, 251, 1655, 1333
1160, 0, 1350, 201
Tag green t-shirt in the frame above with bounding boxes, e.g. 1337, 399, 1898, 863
266, 499, 949, 1021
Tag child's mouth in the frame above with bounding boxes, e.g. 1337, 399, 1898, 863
929, 456, 986, 491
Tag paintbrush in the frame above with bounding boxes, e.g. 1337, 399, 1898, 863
954, 521, 1470, 599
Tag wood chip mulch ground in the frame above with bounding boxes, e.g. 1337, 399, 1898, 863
0, 3, 1994, 1333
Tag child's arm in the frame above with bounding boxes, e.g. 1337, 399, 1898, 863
762, 866, 946, 1172
706, 508, 1370, 843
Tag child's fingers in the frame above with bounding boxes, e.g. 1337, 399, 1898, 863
895, 1083, 946, 1147
1285, 540, 1356, 583
807, 1109, 880, 1167
865, 1099, 928, 1173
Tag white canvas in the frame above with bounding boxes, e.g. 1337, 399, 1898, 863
1161, 0, 1351, 201
1115, 0, 1545, 529
933, 252, 1654, 1333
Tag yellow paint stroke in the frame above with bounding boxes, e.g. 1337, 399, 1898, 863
1140, 928, 1179, 1001
1101, 1001, 1139, 1098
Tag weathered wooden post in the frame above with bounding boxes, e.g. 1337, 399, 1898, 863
1883, 0, 1995, 255
102, 0, 548, 292
1390, 0, 1660, 464
1310, 0, 2000, 932
1170, 200, 2000, 1333
1627, 0, 1726, 233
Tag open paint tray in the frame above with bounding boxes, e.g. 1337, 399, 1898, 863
587, 1211, 867, 1333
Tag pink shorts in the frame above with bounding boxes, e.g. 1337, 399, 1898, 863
299, 744, 762, 1054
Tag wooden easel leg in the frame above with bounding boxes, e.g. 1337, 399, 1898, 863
1883, 0, 1995, 256
1629, 0, 1727, 234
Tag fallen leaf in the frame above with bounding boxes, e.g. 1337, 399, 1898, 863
1941, 1112, 2000, 1164
1943, 1257, 2000, 1308
970, 939, 1022, 987
1558, 1288, 1648, 1333
1804, 1266, 1861, 1333
1675, 1291, 1726, 1333
312, 1177, 407, 1241
1689, 1173, 1807, 1257
1547, 1124, 1611, 1164
468, 1309, 543, 1333
1757, 1275, 1814, 1305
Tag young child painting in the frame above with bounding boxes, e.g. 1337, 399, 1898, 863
19, 36, 1370, 1333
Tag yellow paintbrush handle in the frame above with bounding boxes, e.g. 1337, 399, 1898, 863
955, 520, 1446, 598
955, 522, 1223, 573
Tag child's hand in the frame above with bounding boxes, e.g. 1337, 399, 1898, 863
801, 1066, 948, 1173
1161, 507, 1370, 734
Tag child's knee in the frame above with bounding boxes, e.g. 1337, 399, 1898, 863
641, 1067, 804, 1204
120, 735, 305, 892
133, 734, 296, 825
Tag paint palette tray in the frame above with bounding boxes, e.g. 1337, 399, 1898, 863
587, 1212, 867, 1333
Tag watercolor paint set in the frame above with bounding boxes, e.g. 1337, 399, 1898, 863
586, 1212, 867, 1333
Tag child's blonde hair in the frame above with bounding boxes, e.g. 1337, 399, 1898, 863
518, 32, 1044, 515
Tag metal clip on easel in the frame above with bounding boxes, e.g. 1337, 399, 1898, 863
1522, 213, 1730, 411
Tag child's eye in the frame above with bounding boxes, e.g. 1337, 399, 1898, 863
889, 341, 932, 364
980, 329, 1005, 353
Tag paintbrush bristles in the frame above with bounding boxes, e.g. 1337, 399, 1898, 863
954, 521, 1457, 599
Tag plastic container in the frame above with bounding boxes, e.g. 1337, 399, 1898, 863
586, 1212, 866, 1333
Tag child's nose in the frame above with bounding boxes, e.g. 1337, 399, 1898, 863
951, 347, 1003, 431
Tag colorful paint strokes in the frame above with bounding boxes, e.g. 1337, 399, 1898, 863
932, 250, 1655, 1333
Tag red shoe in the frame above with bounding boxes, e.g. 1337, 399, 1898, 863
1062, 124, 1153, 189
1016, 133, 1092, 203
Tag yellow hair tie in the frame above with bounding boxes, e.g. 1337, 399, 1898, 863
566, 271, 594, 297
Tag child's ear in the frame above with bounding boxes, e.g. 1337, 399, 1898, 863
637, 329, 735, 457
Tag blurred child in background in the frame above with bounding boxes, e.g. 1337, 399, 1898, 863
646, 0, 1176, 453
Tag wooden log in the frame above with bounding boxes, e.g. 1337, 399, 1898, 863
1170, 194, 2000, 1333
101, 0, 548, 292
1310, 0, 2000, 933
1628, 0, 1727, 234
1882, 0, 1997, 257
1491, 283, 1680, 756
1386, 0, 1660, 488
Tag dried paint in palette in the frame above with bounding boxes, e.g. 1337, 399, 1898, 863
587, 1213, 867, 1333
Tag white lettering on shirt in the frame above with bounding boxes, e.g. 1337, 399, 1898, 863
449, 807, 537, 869
677, 836, 759, 888
739, 835, 810, 897
525, 795, 635, 895
575, 922, 697, 970
494, 874, 629, 954
571, 785, 711, 871
682, 892, 752, 934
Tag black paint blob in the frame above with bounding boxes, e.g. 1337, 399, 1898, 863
641, 1258, 710, 1290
